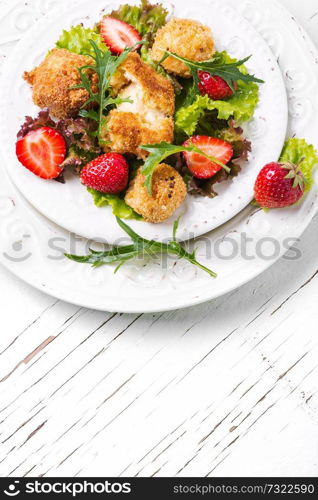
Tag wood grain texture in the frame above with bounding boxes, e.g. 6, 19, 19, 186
0, 0, 318, 478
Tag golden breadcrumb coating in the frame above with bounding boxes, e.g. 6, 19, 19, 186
105, 53, 175, 158
23, 49, 97, 119
151, 18, 215, 78
111, 52, 175, 115
125, 164, 186, 223
103, 110, 174, 159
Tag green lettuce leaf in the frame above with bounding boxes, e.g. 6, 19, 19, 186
175, 51, 259, 136
280, 138, 318, 191
88, 188, 142, 220
56, 25, 105, 56
175, 95, 213, 136
109, 0, 170, 84
108, 0, 167, 43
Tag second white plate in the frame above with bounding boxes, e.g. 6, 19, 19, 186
0, 0, 287, 243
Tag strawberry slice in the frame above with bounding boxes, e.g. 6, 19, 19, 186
183, 136, 233, 179
100, 17, 141, 55
16, 126, 66, 179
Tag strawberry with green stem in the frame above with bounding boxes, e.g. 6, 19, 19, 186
254, 138, 318, 209
254, 161, 305, 208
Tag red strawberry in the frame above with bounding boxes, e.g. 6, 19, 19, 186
183, 136, 233, 179
81, 153, 129, 194
16, 126, 66, 179
198, 71, 237, 100
254, 162, 305, 208
100, 17, 141, 55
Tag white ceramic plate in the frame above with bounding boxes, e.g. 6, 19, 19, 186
0, 0, 317, 313
0, 0, 287, 243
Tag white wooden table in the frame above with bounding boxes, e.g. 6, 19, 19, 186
1, 0, 318, 478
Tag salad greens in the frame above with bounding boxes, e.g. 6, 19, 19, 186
56, 118, 101, 167
108, 0, 168, 44
73, 40, 134, 144
175, 52, 261, 136
17, 111, 101, 172
108, 0, 183, 90
55, 25, 105, 56
88, 188, 142, 219
280, 138, 318, 191
65, 217, 217, 277
175, 84, 259, 136
141, 141, 230, 193
176, 95, 216, 137
163, 50, 263, 105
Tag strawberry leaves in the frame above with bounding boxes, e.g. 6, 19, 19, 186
282, 162, 305, 191
65, 216, 217, 277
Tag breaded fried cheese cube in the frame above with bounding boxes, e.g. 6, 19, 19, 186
23, 49, 97, 119
104, 110, 174, 159
110, 52, 175, 116
104, 53, 175, 158
125, 164, 186, 223
151, 18, 215, 78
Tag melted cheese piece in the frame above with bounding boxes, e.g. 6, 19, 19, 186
117, 76, 166, 127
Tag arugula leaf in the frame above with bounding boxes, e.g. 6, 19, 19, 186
88, 188, 142, 219
141, 141, 230, 193
56, 25, 105, 56
74, 40, 134, 144
65, 216, 217, 277
165, 50, 264, 86
175, 51, 261, 134
163, 49, 263, 106
280, 138, 318, 191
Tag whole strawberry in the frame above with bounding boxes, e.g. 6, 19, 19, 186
198, 71, 237, 100
254, 162, 305, 208
81, 153, 129, 194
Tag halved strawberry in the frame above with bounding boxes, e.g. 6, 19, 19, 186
183, 136, 233, 179
16, 126, 66, 179
100, 17, 141, 55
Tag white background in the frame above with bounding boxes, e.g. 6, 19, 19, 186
0, 0, 318, 477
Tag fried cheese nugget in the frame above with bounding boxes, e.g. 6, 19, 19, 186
125, 164, 186, 223
104, 53, 175, 158
151, 18, 215, 78
104, 110, 174, 159
23, 49, 97, 119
